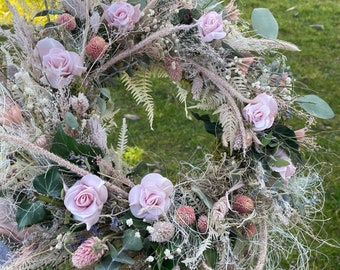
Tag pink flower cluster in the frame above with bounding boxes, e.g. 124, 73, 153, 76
128, 173, 173, 222
33, 37, 85, 89
102, 1, 141, 32
64, 175, 108, 230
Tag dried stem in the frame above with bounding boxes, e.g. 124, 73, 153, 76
0, 132, 129, 198
255, 218, 268, 270
191, 62, 255, 104
95, 24, 196, 75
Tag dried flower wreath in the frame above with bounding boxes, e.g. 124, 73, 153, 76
0, 0, 335, 269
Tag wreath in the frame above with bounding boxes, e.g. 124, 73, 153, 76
0, 0, 335, 269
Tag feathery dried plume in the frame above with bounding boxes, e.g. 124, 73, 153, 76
72, 237, 108, 269
88, 115, 107, 151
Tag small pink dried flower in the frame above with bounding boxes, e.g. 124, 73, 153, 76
197, 215, 208, 233
174, 205, 196, 226
86, 36, 107, 59
294, 127, 306, 143
56, 13, 76, 31
72, 237, 108, 269
164, 57, 183, 81
0, 98, 24, 126
149, 221, 175, 242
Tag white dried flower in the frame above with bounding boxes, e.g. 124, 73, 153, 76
146, 226, 155, 234
135, 231, 141, 238
126, 218, 133, 227
149, 221, 175, 242
70, 93, 89, 116
146, 256, 154, 262
164, 249, 174, 260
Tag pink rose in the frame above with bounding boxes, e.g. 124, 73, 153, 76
269, 148, 296, 181
102, 1, 141, 31
34, 37, 85, 88
242, 93, 278, 131
197, 11, 226, 42
128, 173, 173, 222
72, 236, 108, 268
64, 175, 108, 230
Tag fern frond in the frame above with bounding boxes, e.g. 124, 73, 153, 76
121, 71, 154, 129
174, 82, 190, 118
116, 117, 128, 171
148, 64, 169, 79
213, 104, 238, 153
190, 91, 226, 111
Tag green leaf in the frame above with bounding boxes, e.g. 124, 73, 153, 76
108, 243, 135, 265
192, 112, 223, 138
65, 111, 79, 129
204, 248, 218, 269
272, 158, 290, 167
34, 9, 63, 17
122, 229, 143, 251
251, 8, 279, 39
261, 132, 273, 146
33, 167, 63, 198
99, 88, 111, 99
97, 96, 107, 116
295, 94, 335, 119
16, 199, 47, 229
95, 255, 121, 270
50, 125, 103, 171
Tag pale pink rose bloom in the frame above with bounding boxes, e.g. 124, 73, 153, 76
242, 93, 278, 131
197, 11, 226, 42
64, 175, 108, 230
34, 37, 86, 88
72, 237, 108, 268
102, 1, 141, 31
128, 173, 173, 222
270, 148, 296, 181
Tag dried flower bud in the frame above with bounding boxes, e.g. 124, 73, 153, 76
232, 195, 254, 214
86, 36, 107, 59
294, 128, 306, 143
149, 221, 175, 242
242, 222, 257, 238
72, 237, 108, 268
174, 205, 196, 226
0, 98, 24, 126
212, 196, 229, 221
197, 215, 208, 233
56, 13, 77, 31
164, 57, 183, 81
70, 93, 89, 116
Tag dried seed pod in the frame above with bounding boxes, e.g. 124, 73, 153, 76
232, 195, 254, 214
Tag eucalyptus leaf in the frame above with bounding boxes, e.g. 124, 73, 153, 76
33, 167, 63, 198
97, 96, 107, 116
99, 88, 111, 99
295, 94, 335, 119
34, 9, 63, 17
65, 111, 79, 129
16, 199, 47, 229
95, 255, 121, 270
122, 229, 143, 251
251, 8, 279, 39
108, 243, 135, 265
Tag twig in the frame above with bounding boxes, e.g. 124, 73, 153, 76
0, 132, 129, 198
255, 218, 268, 270
95, 24, 196, 75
